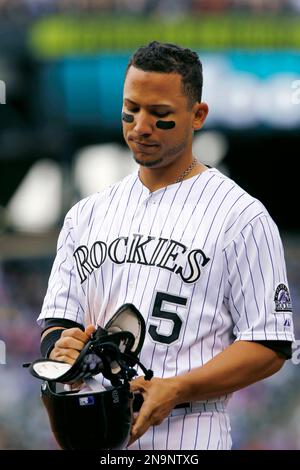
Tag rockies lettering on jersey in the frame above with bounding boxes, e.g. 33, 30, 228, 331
73, 235, 210, 284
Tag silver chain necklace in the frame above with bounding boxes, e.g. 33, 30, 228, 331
138, 157, 198, 188
174, 157, 198, 184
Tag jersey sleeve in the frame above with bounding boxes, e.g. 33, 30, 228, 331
223, 215, 294, 342
37, 208, 84, 328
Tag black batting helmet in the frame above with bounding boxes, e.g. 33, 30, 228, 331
41, 380, 133, 450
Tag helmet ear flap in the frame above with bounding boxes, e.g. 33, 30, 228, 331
104, 303, 146, 356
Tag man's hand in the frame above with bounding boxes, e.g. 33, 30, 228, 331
46, 324, 96, 365
128, 376, 181, 446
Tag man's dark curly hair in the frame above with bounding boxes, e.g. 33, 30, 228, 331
126, 41, 203, 108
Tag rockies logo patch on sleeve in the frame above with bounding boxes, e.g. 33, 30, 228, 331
274, 284, 293, 312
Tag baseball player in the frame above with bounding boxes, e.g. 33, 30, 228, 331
38, 41, 294, 450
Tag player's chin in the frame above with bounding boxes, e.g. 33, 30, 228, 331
133, 154, 163, 168
131, 149, 163, 168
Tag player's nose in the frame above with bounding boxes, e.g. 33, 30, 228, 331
134, 111, 153, 136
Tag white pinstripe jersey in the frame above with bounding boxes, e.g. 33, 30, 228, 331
38, 167, 294, 449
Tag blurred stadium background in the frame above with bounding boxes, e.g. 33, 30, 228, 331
0, 0, 300, 450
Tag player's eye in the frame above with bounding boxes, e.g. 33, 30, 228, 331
153, 111, 170, 118
127, 107, 139, 113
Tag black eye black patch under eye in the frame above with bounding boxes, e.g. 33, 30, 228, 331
156, 120, 176, 130
122, 112, 134, 123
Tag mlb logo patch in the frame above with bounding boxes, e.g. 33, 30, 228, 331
79, 396, 95, 406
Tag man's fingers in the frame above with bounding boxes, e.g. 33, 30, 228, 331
51, 348, 80, 364
61, 327, 90, 343
128, 376, 155, 445
56, 336, 86, 352
85, 324, 96, 337
58, 325, 95, 351
127, 399, 154, 446
128, 413, 151, 446
49, 324, 96, 365
127, 433, 137, 447
130, 376, 148, 393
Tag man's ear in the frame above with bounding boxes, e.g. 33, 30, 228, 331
193, 102, 209, 130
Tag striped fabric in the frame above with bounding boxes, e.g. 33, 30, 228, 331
38, 167, 294, 449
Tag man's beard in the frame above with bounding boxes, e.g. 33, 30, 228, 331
132, 139, 188, 169
133, 155, 163, 167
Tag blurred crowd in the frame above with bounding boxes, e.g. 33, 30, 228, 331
0, 257, 58, 449
0, 0, 300, 17
0, 235, 300, 449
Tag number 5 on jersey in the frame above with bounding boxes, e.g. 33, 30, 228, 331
148, 292, 187, 345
